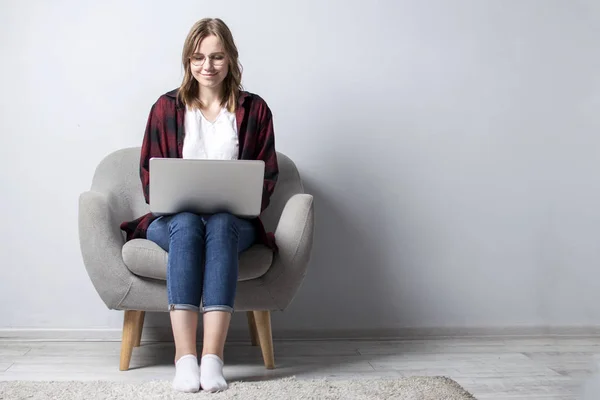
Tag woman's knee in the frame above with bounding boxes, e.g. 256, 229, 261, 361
168, 212, 205, 235
205, 212, 238, 235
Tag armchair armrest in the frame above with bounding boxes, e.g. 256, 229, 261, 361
78, 190, 134, 309
262, 193, 315, 309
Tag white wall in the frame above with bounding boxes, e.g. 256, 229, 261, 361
1, 0, 600, 335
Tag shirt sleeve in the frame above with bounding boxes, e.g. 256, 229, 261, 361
139, 101, 165, 204
255, 103, 279, 212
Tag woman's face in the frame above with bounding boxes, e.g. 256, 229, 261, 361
189, 35, 229, 91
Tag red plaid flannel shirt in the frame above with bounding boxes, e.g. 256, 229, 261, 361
119, 89, 279, 250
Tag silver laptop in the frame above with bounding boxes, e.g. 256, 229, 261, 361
149, 158, 265, 218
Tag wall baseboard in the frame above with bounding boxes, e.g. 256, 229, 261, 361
2, 326, 600, 342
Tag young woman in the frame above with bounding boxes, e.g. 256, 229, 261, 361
120, 18, 278, 393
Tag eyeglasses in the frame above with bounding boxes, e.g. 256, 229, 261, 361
189, 54, 226, 67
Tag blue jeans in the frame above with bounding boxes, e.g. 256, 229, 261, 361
147, 212, 257, 313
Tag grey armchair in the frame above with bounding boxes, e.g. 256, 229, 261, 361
78, 147, 314, 371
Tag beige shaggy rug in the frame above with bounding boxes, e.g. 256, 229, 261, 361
0, 376, 476, 399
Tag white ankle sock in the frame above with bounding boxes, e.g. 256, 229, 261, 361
200, 354, 228, 392
172, 354, 200, 393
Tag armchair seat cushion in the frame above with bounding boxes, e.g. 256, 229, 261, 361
122, 239, 273, 281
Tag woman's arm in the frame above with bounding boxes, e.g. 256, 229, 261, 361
255, 103, 279, 213
139, 101, 166, 204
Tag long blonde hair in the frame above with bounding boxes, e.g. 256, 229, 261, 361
178, 18, 243, 112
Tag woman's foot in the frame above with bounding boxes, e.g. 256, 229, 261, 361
172, 354, 200, 393
200, 354, 228, 392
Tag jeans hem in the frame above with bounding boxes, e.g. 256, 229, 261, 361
169, 304, 200, 312
202, 305, 234, 314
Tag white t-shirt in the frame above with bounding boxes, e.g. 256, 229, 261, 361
182, 107, 239, 160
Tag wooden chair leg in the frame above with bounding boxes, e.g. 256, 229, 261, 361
253, 310, 275, 369
134, 311, 145, 347
246, 311, 259, 346
120, 310, 142, 371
